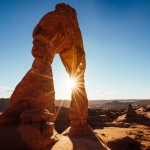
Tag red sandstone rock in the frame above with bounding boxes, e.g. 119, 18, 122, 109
0, 3, 102, 149
20, 108, 55, 123
2, 3, 88, 126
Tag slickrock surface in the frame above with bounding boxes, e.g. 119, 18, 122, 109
51, 127, 110, 150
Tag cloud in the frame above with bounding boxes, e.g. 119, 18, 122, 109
96, 90, 116, 95
0, 86, 14, 92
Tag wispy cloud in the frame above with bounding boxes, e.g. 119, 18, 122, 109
0, 86, 14, 92
96, 90, 116, 95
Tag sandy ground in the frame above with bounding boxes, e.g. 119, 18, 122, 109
95, 115, 150, 150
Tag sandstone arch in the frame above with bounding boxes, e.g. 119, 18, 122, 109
0, 4, 111, 150
0, 3, 88, 133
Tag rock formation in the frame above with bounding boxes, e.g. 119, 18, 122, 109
0, 3, 99, 150
0, 3, 110, 150
126, 104, 137, 119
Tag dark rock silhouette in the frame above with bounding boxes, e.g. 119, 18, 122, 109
126, 104, 138, 118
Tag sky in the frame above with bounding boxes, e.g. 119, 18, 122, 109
0, 0, 150, 100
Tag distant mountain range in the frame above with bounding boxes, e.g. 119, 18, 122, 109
0, 98, 150, 112
91, 100, 150, 109
55, 99, 150, 109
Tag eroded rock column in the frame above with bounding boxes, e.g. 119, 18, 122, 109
126, 103, 137, 118
59, 40, 88, 132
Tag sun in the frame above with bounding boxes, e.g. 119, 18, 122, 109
68, 78, 77, 89
68, 78, 77, 90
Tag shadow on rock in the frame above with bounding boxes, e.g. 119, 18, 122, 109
0, 125, 30, 150
108, 136, 142, 150
126, 114, 150, 127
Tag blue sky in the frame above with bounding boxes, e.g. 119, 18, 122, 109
0, 0, 150, 100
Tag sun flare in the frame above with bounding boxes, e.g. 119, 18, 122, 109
68, 78, 77, 90
65, 78, 77, 90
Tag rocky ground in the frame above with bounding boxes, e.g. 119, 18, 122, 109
0, 99, 150, 150
55, 105, 150, 150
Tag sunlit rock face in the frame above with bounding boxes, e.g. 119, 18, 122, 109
0, 3, 89, 149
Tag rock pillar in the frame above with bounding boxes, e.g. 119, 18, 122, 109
126, 103, 137, 118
